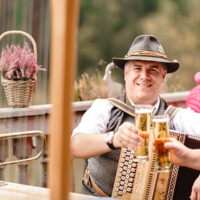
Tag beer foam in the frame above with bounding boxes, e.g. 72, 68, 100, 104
152, 118, 169, 122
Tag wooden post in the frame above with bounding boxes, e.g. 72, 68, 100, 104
49, 0, 80, 200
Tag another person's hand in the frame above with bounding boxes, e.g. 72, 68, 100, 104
164, 137, 191, 166
190, 175, 200, 200
164, 138, 200, 200
113, 122, 142, 149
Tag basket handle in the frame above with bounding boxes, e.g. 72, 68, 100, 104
0, 30, 37, 62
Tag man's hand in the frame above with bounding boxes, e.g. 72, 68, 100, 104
190, 175, 200, 200
113, 121, 142, 149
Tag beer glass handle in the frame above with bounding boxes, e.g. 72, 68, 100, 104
0, 130, 46, 166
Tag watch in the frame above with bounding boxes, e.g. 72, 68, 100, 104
104, 131, 118, 150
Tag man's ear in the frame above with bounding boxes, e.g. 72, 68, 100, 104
163, 70, 167, 79
124, 66, 128, 81
124, 65, 128, 75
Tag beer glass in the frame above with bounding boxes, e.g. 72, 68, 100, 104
135, 105, 153, 161
152, 115, 171, 172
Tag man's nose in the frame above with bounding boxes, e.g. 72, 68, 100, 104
140, 70, 149, 79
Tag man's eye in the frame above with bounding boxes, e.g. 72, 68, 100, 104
133, 67, 141, 70
149, 68, 158, 72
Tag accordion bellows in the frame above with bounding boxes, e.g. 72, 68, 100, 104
112, 130, 200, 200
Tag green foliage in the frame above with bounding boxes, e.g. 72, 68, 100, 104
78, 0, 200, 93
140, 0, 200, 91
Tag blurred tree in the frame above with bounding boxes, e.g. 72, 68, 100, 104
78, 0, 159, 78
77, 0, 200, 94
140, 0, 200, 91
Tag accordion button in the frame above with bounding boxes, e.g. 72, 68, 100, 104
122, 153, 126, 157
113, 192, 118, 196
120, 181, 124, 185
124, 161, 128, 166
125, 156, 130, 161
122, 171, 126, 175
123, 189, 127, 193
120, 163, 124, 167
132, 163, 137, 167
119, 167, 123, 172
129, 178, 134, 182
123, 166, 127, 171
119, 186, 123, 190
116, 182, 120, 187
130, 173, 134, 177
115, 187, 119, 192
118, 172, 122, 177
128, 183, 133, 187
125, 179, 129, 184
131, 168, 135, 172
123, 148, 127, 152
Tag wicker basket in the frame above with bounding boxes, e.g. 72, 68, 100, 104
0, 30, 38, 108
1, 77, 36, 108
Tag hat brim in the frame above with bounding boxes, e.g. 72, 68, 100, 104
112, 56, 179, 73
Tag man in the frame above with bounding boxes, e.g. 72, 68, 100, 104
71, 35, 200, 199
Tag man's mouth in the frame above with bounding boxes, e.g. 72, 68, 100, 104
136, 83, 152, 87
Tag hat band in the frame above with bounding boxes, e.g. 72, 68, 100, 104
124, 50, 168, 60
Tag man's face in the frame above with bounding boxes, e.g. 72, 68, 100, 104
124, 60, 167, 105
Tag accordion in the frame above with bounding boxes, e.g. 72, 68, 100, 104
112, 130, 200, 200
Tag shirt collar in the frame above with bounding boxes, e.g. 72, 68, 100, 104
127, 96, 160, 115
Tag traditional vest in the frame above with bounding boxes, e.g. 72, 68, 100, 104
87, 94, 177, 197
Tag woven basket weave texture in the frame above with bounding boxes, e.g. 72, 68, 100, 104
1, 77, 36, 108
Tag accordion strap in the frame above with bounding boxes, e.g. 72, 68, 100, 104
85, 169, 108, 197
107, 98, 180, 120
164, 105, 180, 120
106, 98, 135, 117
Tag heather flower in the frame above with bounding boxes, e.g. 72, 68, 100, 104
74, 70, 110, 101
0, 42, 45, 80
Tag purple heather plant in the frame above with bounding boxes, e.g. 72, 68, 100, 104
0, 42, 45, 80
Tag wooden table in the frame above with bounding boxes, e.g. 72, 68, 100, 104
0, 181, 96, 200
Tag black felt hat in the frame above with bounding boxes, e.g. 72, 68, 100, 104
112, 35, 179, 73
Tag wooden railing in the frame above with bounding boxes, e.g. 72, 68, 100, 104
0, 91, 189, 190
0, 105, 50, 187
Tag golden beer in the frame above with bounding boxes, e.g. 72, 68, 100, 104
152, 116, 171, 172
135, 105, 152, 161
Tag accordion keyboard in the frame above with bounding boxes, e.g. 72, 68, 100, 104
112, 132, 156, 200
112, 147, 137, 198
